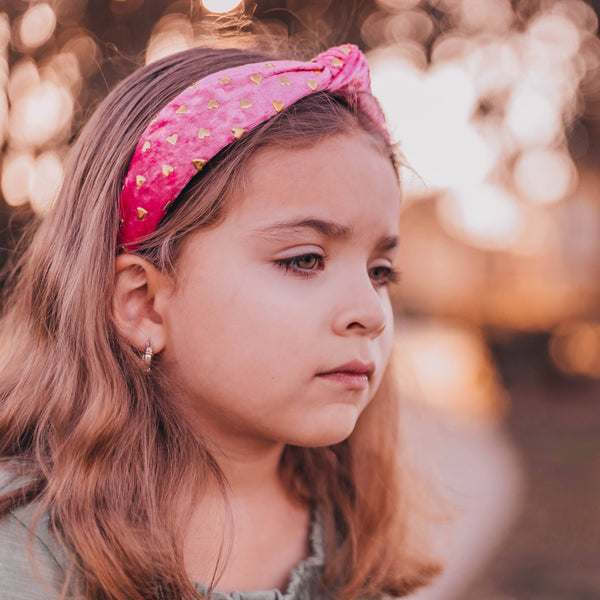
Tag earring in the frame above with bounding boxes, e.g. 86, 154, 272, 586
142, 339, 153, 372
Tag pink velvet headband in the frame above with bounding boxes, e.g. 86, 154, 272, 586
118, 44, 386, 249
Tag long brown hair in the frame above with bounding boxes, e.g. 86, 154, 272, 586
0, 47, 440, 599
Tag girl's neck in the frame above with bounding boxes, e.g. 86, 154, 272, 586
184, 442, 311, 593
215, 439, 285, 497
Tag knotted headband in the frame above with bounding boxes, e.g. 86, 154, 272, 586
118, 44, 387, 249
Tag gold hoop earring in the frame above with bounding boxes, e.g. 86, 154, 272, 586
143, 339, 153, 372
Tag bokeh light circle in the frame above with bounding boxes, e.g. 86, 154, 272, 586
19, 4, 56, 49
201, 0, 243, 14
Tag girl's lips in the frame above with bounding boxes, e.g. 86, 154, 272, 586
316, 371, 370, 390
316, 360, 375, 390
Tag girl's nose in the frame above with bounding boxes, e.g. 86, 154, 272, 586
331, 273, 389, 339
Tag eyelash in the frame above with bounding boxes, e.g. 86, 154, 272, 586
275, 253, 401, 287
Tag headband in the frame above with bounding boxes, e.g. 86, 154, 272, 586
118, 44, 387, 249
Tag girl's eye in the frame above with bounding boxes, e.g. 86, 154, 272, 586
369, 265, 401, 287
295, 254, 320, 270
276, 253, 325, 276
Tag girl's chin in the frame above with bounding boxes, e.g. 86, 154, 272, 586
284, 412, 362, 448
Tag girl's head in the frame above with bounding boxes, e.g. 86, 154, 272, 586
109, 46, 401, 450
0, 44, 439, 600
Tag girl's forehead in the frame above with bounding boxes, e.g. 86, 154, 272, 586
232, 132, 400, 222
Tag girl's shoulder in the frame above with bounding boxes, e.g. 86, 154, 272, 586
0, 466, 70, 599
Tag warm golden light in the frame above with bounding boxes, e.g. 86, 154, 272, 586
437, 185, 522, 251
392, 320, 507, 426
370, 58, 495, 189
19, 3, 56, 49
550, 320, 600, 378
62, 34, 101, 77
29, 151, 64, 215
0, 13, 9, 50
460, 0, 513, 33
0, 91, 7, 149
146, 14, 193, 64
201, 0, 243, 14
1, 153, 34, 207
41, 52, 82, 96
8, 59, 40, 104
514, 149, 577, 205
505, 87, 562, 147
8, 81, 73, 149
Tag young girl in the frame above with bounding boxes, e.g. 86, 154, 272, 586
0, 44, 439, 599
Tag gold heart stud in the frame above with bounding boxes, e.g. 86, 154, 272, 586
232, 127, 245, 139
240, 98, 253, 109
341, 46, 351, 55
332, 57, 343, 67
162, 164, 174, 177
207, 99, 219, 109
219, 76, 231, 84
142, 141, 151, 153
162, 201, 173, 212
136, 207, 148, 220
166, 133, 178, 145
306, 79, 318, 91
272, 100, 285, 112
279, 76, 292, 86
136, 175, 146, 188
175, 104, 187, 115
265, 63, 275, 68
192, 158, 207, 171
198, 128, 211, 139
250, 73, 263, 85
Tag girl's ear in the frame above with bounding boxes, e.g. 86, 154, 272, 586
112, 253, 173, 353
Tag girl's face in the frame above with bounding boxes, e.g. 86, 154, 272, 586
161, 130, 400, 451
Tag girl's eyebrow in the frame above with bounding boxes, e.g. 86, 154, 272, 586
252, 217, 399, 252
377, 235, 399, 252
253, 217, 352, 240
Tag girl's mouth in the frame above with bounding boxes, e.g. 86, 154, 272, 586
316, 360, 375, 390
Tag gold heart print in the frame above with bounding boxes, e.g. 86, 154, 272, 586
279, 76, 292, 86
166, 134, 178, 145
306, 79, 318, 91
249, 73, 263, 85
142, 141, 151, 153
192, 159, 207, 171
162, 164, 174, 177
136, 175, 146, 188
136, 207, 148, 220
232, 127, 245, 139
272, 100, 285, 113
198, 128, 211, 139
240, 98, 253, 109
175, 104, 187, 115
207, 99, 220, 109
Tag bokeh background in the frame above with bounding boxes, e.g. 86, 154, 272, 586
1, 0, 599, 598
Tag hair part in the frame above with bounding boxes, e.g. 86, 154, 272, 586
0, 46, 440, 600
